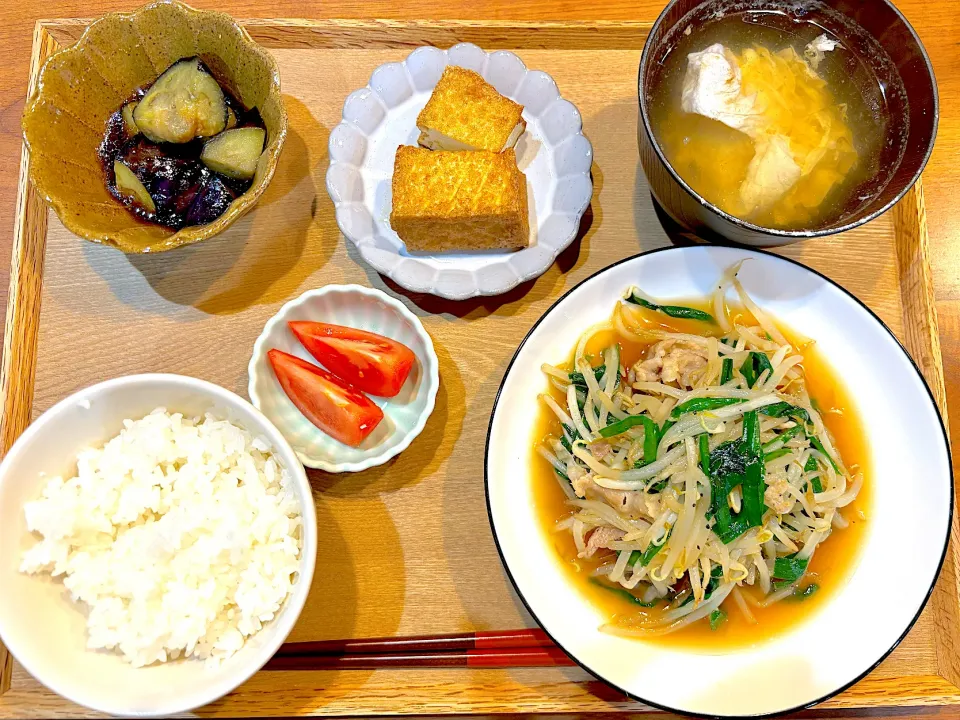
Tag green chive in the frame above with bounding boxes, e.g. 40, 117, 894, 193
754, 351, 774, 378
625, 293, 715, 322
569, 365, 605, 391
809, 436, 841, 473
658, 419, 675, 441
740, 359, 756, 387
740, 352, 774, 388
560, 423, 578, 453
760, 402, 811, 424
633, 529, 671, 567
739, 411, 766, 528
641, 415, 658, 465
598, 415, 645, 439
773, 554, 809, 583
645, 477, 669, 493
633, 416, 660, 471
707, 412, 766, 544
720, 357, 733, 385
743, 409, 761, 453
698, 433, 711, 475
670, 397, 745, 420
709, 608, 727, 631
804, 454, 823, 493
764, 448, 792, 463
718, 516, 753, 544
761, 424, 804, 451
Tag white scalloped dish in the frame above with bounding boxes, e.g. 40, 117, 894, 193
326, 43, 594, 300
248, 286, 439, 472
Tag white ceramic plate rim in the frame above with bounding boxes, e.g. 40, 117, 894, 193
325, 42, 593, 300
0, 373, 318, 717
484, 246, 953, 718
248, 285, 440, 472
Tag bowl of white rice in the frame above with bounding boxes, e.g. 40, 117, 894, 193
0, 374, 317, 717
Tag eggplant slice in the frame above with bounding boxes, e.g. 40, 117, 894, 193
200, 127, 266, 180
121, 102, 140, 137
133, 58, 227, 144
186, 175, 237, 226
113, 160, 156, 213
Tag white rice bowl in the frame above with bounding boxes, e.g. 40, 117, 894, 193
19, 408, 303, 668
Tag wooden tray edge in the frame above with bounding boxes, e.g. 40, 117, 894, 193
0, 20, 56, 696
41, 17, 655, 50
893, 180, 960, 692
893, 180, 949, 418
0, 16, 956, 712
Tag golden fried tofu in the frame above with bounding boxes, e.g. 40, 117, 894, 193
390, 146, 529, 252
416, 66, 526, 153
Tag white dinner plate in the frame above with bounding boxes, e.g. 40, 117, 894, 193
326, 43, 593, 300
485, 246, 952, 717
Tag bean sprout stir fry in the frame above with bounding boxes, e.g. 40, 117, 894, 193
537, 263, 863, 636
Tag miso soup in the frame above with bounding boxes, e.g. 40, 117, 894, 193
646, 1, 908, 230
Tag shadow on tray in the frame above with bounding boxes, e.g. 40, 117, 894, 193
202, 491, 407, 714
384, 204, 593, 317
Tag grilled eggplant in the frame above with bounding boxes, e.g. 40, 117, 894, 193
186, 175, 236, 226
200, 127, 266, 180
133, 58, 227, 144
113, 160, 156, 213
100, 57, 266, 229
121, 102, 140, 137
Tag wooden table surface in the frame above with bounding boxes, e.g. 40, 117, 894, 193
0, 1, 957, 718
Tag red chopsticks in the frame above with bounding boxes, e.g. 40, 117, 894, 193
265, 629, 575, 670
265, 647, 575, 670
277, 628, 555, 654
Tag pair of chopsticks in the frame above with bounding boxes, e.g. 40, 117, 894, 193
266, 629, 576, 670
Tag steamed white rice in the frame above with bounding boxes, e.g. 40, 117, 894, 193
20, 408, 302, 668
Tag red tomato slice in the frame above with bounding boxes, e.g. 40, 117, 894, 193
288, 321, 417, 398
267, 349, 384, 447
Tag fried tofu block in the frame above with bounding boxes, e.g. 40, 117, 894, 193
416, 66, 526, 153
390, 146, 529, 252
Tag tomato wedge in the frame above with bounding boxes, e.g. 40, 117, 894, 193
267, 349, 384, 447
288, 321, 417, 398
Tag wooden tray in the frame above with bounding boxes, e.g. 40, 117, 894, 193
0, 18, 956, 718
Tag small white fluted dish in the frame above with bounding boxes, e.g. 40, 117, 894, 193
249, 285, 439, 472
326, 43, 593, 300
0, 374, 317, 717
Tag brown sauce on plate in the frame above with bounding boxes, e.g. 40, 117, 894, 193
530, 301, 871, 649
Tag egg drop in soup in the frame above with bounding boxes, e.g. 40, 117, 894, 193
646, 3, 907, 230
